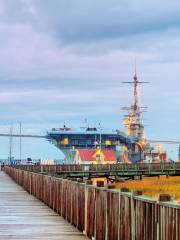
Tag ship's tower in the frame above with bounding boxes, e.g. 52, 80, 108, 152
122, 69, 149, 162
123, 70, 147, 141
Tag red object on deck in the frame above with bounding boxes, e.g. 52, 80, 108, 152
76, 149, 116, 162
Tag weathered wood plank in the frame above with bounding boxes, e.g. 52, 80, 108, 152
0, 172, 85, 240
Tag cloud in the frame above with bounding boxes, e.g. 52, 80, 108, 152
25, 0, 180, 43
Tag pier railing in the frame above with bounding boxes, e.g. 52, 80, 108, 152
12, 162, 180, 177
4, 166, 180, 240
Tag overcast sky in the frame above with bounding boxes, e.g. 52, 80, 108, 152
0, 0, 180, 160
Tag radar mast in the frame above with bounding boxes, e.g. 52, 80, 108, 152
122, 67, 148, 141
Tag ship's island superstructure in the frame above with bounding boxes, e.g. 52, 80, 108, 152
47, 72, 167, 163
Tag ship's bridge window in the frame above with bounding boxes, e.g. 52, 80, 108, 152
71, 140, 79, 145
86, 127, 97, 132
86, 140, 92, 145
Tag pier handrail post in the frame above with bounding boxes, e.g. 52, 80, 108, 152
95, 181, 106, 240
84, 180, 93, 238
131, 190, 143, 240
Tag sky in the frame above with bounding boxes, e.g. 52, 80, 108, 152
0, 0, 180, 160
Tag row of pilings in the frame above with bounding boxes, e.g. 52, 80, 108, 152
4, 166, 180, 240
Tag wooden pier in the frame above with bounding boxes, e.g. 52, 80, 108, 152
0, 171, 85, 240
4, 165, 180, 240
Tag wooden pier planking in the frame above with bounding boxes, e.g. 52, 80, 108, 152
0, 172, 85, 240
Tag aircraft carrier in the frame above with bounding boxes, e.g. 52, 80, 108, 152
46, 71, 165, 163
